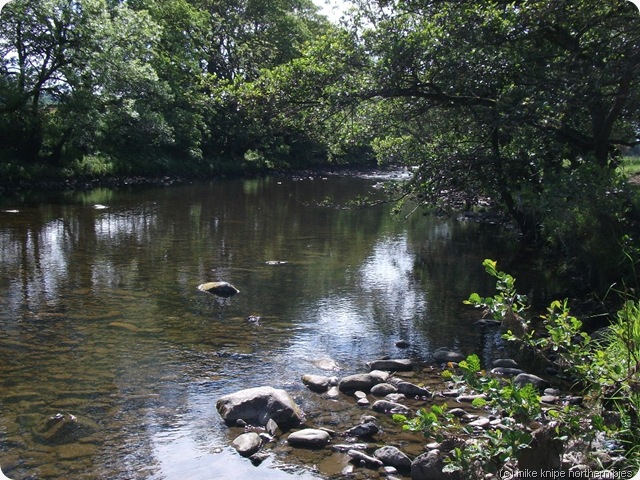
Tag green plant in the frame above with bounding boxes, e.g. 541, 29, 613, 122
465, 259, 528, 334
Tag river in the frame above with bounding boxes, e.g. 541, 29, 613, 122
0, 172, 534, 479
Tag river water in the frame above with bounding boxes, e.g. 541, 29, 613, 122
0, 172, 532, 479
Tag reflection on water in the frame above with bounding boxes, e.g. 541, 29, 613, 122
0, 175, 522, 479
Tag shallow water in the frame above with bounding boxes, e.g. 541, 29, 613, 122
0, 173, 525, 479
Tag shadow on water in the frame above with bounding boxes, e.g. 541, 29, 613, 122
0, 174, 540, 479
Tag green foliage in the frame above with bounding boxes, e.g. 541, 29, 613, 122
464, 259, 528, 330
398, 260, 640, 476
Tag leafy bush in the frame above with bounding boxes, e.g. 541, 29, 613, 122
398, 259, 640, 477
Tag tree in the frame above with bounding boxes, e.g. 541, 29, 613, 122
255, 0, 640, 292
0, 0, 172, 170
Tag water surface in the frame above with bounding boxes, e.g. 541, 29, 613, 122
0, 173, 524, 479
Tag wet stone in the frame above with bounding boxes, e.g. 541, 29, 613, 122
287, 429, 331, 449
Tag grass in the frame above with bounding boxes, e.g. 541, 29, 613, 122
620, 155, 640, 177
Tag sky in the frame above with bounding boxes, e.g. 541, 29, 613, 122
313, 0, 351, 23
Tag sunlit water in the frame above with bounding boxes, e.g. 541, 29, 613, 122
0, 173, 532, 479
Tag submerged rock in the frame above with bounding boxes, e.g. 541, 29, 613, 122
197, 281, 239, 298
301, 374, 333, 393
368, 358, 413, 372
432, 348, 465, 364
32, 413, 98, 445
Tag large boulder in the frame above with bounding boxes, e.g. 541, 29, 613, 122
216, 386, 304, 427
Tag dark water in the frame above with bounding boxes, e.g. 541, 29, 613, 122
0, 173, 525, 479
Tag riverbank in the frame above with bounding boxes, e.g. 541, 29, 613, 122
0, 166, 403, 198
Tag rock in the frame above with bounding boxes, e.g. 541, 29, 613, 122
344, 421, 379, 438
371, 400, 411, 415
249, 450, 270, 466
492, 358, 519, 368
475, 319, 501, 327
447, 408, 467, 418
265, 418, 280, 436
369, 370, 391, 382
216, 386, 304, 428
455, 393, 488, 403
540, 395, 559, 404
468, 417, 491, 429
369, 358, 413, 372
287, 429, 331, 448
491, 367, 525, 377
232, 432, 262, 457
411, 450, 461, 480
565, 396, 583, 405
302, 374, 332, 393
396, 339, 410, 348
354, 391, 367, 399
312, 358, 341, 371
517, 422, 563, 472
370, 383, 398, 396
374, 445, 412, 470
339, 373, 384, 393
514, 373, 549, 390
197, 281, 239, 298
357, 397, 370, 406
385, 393, 406, 402
348, 449, 384, 469
332, 443, 370, 452
32, 413, 98, 445
432, 348, 465, 364
394, 381, 431, 397
326, 386, 340, 398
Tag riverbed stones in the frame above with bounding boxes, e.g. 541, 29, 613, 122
432, 348, 465, 364
368, 358, 413, 372
374, 445, 412, 470
286, 429, 331, 448
216, 386, 304, 427
197, 281, 239, 298
231, 432, 262, 457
